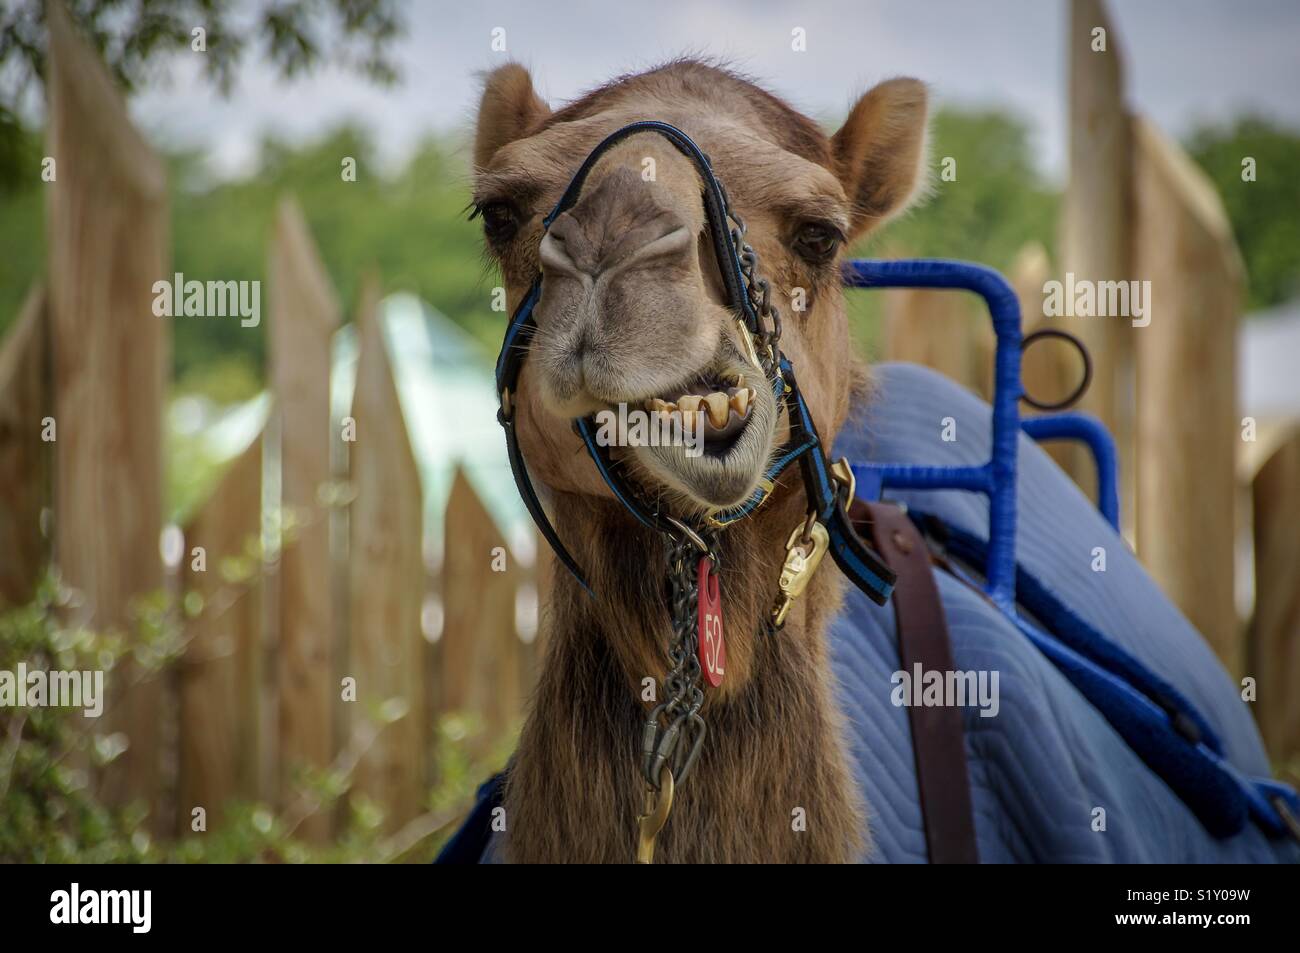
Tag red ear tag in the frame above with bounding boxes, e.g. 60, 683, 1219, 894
697, 557, 725, 688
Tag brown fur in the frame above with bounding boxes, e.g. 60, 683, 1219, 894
473, 60, 928, 863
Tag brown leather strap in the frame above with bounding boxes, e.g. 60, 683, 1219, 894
852, 500, 979, 864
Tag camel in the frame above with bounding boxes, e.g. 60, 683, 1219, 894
471, 59, 928, 864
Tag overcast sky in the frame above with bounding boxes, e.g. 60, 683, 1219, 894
119, 0, 1300, 182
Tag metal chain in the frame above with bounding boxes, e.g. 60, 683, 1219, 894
634, 177, 782, 856
715, 181, 783, 379
640, 530, 719, 792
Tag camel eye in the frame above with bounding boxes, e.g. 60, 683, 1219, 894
792, 221, 843, 264
473, 200, 519, 245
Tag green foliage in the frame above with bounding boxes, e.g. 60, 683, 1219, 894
0, 575, 510, 863
0, 0, 403, 110
0, 575, 159, 862
861, 108, 1060, 268
1187, 117, 1300, 309
165, 125, 497, 388
0, 108, 45, 322
4, 102, 1298, 395
845, 108, 1060, 355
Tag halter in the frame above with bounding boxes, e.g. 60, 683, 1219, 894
494, 120, 896, 604
493, 121, 896, 862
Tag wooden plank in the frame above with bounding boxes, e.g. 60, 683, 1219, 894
439, 467, 520, 745
882, 288, 976, 392
0, 286, 50, 609
178, 435, 263, 830
1132, 115, 1243, 668
45, 0, 169, 820
267, 198, 340, 839
517, 530, 552, 702
1248, 429, 1300, 776
1014, 244, 1078, 477
1061, 0, 1134, 529
347, 275, 425, 830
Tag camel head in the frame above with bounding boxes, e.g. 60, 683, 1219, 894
473, 60, 927, 520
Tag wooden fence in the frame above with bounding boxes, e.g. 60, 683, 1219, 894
2, 0, 1298, 836
0, 4, 541, 842
874, 0, 1299, 776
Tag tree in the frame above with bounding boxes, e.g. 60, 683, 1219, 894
1187, 117, 1300, 310
0, 0, 402, 112
845, 108, 1061, 352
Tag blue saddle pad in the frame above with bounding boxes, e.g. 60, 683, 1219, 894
443, 361, 1297, 863
831, 362, 1298, 862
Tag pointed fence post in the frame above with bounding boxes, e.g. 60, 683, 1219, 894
1132, 116, 1243, 668
45, 0, 169, 821
347, 276, 425, 830
1247, 430, 1300, 777
440, 468, 521, 747
268, 199, 340, 839
1062, 0, 1135, 526
178, 435, 264, 830
0, 286, 51, 609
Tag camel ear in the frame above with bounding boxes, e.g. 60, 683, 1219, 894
475, 63, 552, 169
831, 78, 929, 239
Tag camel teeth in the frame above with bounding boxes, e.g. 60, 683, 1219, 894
735, 373, 745, 390
678, 395, 702, 414
705, 392, 730, 428
646, 398, 668, 413
730, 388, 750, 417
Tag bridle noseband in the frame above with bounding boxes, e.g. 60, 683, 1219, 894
493, 121, 896, 861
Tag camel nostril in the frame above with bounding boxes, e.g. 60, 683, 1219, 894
539, 230, 587, 278
629, 225, 691, 264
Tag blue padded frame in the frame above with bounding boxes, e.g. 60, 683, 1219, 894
840, 258, 1300, 842
843, 258, 1125, 600
1021, 412, 1120, 531
843, 259, 1024, 610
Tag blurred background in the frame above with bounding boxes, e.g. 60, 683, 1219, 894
0, 0, 1297, 861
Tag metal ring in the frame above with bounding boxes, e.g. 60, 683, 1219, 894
664, 515, 710, 554
1019, 328, 1093, 411
798, 508, 819, 546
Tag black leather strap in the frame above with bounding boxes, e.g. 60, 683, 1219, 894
491, 120, 895, 609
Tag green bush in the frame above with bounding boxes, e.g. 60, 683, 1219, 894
0, 574, 508, 863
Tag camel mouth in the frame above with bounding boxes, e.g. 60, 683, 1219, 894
639, 371, 757, 453
605, 357, 780, 513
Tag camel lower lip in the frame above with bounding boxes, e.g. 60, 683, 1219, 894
634, 375, 778, 510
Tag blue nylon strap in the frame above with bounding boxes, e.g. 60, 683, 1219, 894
779, 358, 895, 605
492, 120, 778, 593
495, 278, 593, 594
541, 120, 762, 338
493, 127, 897, 603
913, 507, 1299, 841
494, 278, 540, 391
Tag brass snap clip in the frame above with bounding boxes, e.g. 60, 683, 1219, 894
772, 512, 830, 628
636, 766, 675, 864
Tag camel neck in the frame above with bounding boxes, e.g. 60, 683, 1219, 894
502, 494, 866, 862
